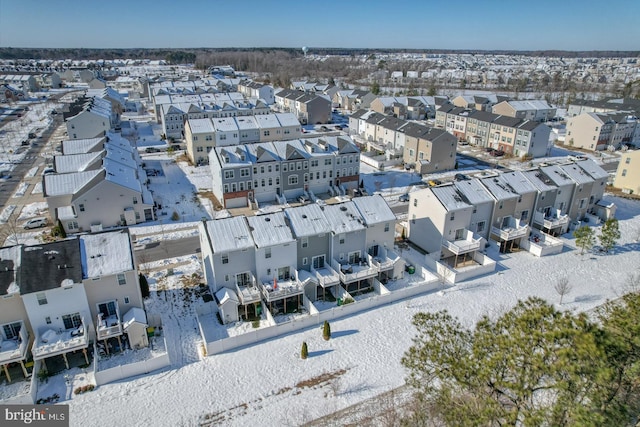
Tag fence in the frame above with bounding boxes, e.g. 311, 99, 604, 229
94, 343, 170, 386
202, 276, 442, 356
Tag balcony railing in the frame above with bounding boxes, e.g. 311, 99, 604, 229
234, 273, 261, 305
442, 230, 482, 255
311, 264, 340, 287
332, 255, 379, 284
96, 314, 123, 341
371, 247, 399, 271
32, 320, 89, 360
533, 210, 570, 230
0, 325, 29, 364
492, 218, 529, 241
260, 269, 304, 303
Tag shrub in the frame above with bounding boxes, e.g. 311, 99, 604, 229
323, 321, 331, 341
252, 320, 260, 329
139, 273, 150, 298
342, 297, 354, 305
301, 341, 308, 359
171, 211, 180, 221
37, 368, 49, 382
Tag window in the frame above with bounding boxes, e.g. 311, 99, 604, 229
288, 175, 298, 185
301, 237, 308, 248
312, 255, 325, 269
384, 223, 390, 232
2, 322, 21, 340
348, 251, 360, 264
117, 273, 126, 285
520, 210, 529, 221
625, 157, 631, 164
325, 159, 332, 166
124, 296, 130, 304
62, 313, 81, 330
283, 164, 288, 172
224, 184, 229, 193
268, 178, 272, 186
68, 221, 79, 230
197, 146, 203, 152
241, 168, 249, 177
221, 254, 229, 264
45, 316, 51, 324
339, 234, 345, 244
261, 179, 265, 187
302, 257, 308, 265
621, 169, 627, 177
477, 221, 486, 233
37, 292, 47, 305
220, 134, 227, 140
297, 162, 302, 170
79, 203, 85, 212
450, 213, 455, 221
224, 170, 234, 179
265, 248, 271, 259
413, 199, 417, 207
263, 130, 270, 136
132, 196, 138, 205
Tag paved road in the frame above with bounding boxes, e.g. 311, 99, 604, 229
134, 235, 200, 264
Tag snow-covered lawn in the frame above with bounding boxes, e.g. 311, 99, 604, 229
17, 202, 48, 220
59, 194, 640, 426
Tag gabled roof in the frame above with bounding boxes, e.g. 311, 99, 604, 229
284, 203, 333, 238
79, 229, 133, 279
557, 162, 595, 185
575, 159, 609, 180
247, 212, 295, 248
337, 137, 358, 154
122, 307, 148, 329
44, 169, 102, 197
62, 136, 107, 155
540, 165, 576, 186
323, 201, 366, 234
522, 170, 557, 192
352, 195, 395, 225
0, 245, 21, 296
431, 185, 472, 211
454, 179, 495, 204
285, 143, 307, 160
500, 171, 537, 195
215, 288, 239, 306
480, 175, 520, 201
205, 216, 254, 253
54, 151, 103, 173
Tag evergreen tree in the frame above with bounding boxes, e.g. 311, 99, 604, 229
371, 82, 380, 95
574, 225, 595, 255
322, 321, 331, 341
599, 218, 621, 253
139, 273, 150, 298
301, 341, 308, 360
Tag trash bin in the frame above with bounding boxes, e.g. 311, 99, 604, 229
337, 298, 343, 306
406, 265, 415, 274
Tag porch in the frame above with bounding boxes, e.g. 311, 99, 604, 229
332, 255, 379, 286
234, 272, 262, 320
491, 217, 529, 253
533, 210, 569, 235
96, 301, 124, 355
0, 326, 31, 382
31, 320, 90, 371
441, 229, 482, 256
260, 271, 305, 315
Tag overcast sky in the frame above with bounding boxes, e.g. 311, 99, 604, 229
1, 0, 638, 51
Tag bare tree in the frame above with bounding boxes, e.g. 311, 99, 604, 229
554, 277, 572, 305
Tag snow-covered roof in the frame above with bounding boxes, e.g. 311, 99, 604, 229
255, 114, 281, 129
501, 171, 537, 195
62, 136, 106, 155
540, 165, 576, 187
215, 288, 239, 306
284, 203, 332, 238
352, 195, 395, 225
205, 216, 254, 253
323, 202, 366, 234
454, 179, 495, 204
274, 112, 300, 127
556, 162, 594, 185
122, 307, 147, 329
521, 170, 557, 193
188, 118, 215, 134
104, 161, 142, 193
480, 174, 522, 200
212, 117, 238, 133
44, 169, 101, 196
575, 159, 609, 180
54, 151, 103, 173
247, 212, 295, 248
79, 229, 133, 278
431, 185, 472, 211
235, 116, 259, 131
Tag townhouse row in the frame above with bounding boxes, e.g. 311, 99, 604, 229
274, 89, 332, 125
209, 135, 361, 208
349, 109, 457, 174
198, 195, 404, 324
434, 105, 552, 158
184, 112, 303, 165
408, 158, 613, 264
0, 229, 147, 382
44, 133, 154, 234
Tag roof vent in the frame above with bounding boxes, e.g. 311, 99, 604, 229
265, 217, 271, 222
340, 206, 347, 211
301, 214, 308, 219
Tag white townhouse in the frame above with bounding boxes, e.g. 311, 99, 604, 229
352, 195, 404, 282
522, 169, 569, 236
453, 178, 495, 241
199, 216, 260, 322
247, 212, 305, 316
237, 80, 275, 104
323, 202, 378, 295
66, 97, 113, 140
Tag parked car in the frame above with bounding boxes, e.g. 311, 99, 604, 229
43, 167, 55, 175
335, 125, 343, 131
298, 195, 310, 204
145, 147, 160, 153
399, 193, 410, 202
454, 173, 470, 181
24, 217, 48, 229
490, 149, 505, 157
28, 132, 37, 139
427, 179, 442, 187
320, 125, 329, 132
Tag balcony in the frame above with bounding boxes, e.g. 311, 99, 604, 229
96, 304, 123, 341
0, 324, 29, 366
234, 273, 261, 306
492, 217, 529, 241
311, 264, 340, 288
260, 270, 304, 303
371, 247, 399, 271
533, 210, 569, 230
332, 255, 379, 284
442, 229, 482, 255
32, 320, 89, 361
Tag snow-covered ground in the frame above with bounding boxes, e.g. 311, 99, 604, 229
57, 194, 640, 426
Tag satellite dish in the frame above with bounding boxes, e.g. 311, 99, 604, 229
302, 46, 309, 56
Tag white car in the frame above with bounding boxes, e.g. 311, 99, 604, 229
24, 218, 48, 229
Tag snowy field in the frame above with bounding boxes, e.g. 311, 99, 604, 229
60, 194, 640, 426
